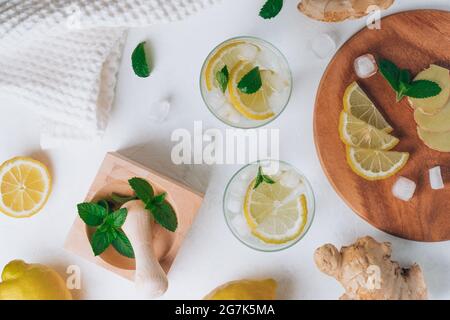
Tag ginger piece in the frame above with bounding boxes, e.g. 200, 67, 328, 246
298, 0, 394, 22
314, 236, 428, 300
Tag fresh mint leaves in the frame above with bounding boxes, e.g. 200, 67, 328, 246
77, 177, 178, 259
378, 58, 441, 101
216, 65, 229, 93
129, 177, 178, 232
259, 0, 283, 19
132, 42, 151, 78
238, 67, 262, 94
77, 203, 134, 258
254, 166, 275, 189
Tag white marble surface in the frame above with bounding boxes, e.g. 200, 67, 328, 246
0, 0, 449, 300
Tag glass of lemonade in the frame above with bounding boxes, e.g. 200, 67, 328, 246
223, 160, 315, 252
200, 37, 292, 128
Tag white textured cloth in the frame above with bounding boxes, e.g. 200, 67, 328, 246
0, 0, 218, 148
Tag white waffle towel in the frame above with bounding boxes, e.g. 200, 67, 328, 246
0, 0, 218, 149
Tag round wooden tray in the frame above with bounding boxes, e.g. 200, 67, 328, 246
314, 10, 450, 242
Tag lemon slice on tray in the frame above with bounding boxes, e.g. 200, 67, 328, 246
229, 61, 275, 120
346, 147, 409, 181
204, 42, 260, 91
243, 180, 307, 244
339, 111, 399, 150
343, 82, 393, 133
0, 157, 52, 218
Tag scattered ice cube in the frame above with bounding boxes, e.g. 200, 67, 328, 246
255, 49, 281, 72
311, 33, 336, 60
148, 99, 170, 122
227, 196, 243, 213
206, 88, 227, 110
280, 170, 301, 188
354, 54, 378, 79
392, 177, 416, 201
429, 166, 444, 190
232, 214, 251, 237
236, 43, 259, 61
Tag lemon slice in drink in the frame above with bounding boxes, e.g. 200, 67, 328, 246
343, 82, 393, 133
228, 61, 276, 120
204, 42, 259, 91
244, 180, 307, 244
339, 111, 399, 150
0, 157, 52, 218
346, 147, 409, 181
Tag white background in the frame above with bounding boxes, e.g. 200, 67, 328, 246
1, 0, 450, 300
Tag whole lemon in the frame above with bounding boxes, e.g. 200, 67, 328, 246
0, 260, 72, 300
204, 279, 277, 300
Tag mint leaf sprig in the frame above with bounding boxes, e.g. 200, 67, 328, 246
128, 177, 178, 232
216, 65, 229, 93
259, 0, 283, 20
77, 203, 134, 258
378, 59, 442, 102
254, 166, 276, 189
238, 66, 262, 94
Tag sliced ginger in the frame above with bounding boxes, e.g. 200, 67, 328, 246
298, 0, 394, 22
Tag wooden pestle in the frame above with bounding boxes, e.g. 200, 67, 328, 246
121, 200, 168, 298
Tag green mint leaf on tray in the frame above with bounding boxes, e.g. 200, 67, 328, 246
129, 177, 154, 204
132, 42, 151, 78
111, 193, 137, 206
405, 80, 442, 98
77, 203, 107, 227
378, 58, 441, 102
254, 166, 276, 189
378, 58, 401, 92
112, 229, 135, 258
259, 0, 283, 19
146, 201, 178, 232
91, 227, 118, 256
238, 66, 262, 94
216, 65, 229, 93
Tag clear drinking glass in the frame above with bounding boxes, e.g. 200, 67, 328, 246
223, 160, 315, 252
200, 37, 293, 129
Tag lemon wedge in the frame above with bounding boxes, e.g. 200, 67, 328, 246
204, 42, 259, 91
346, 147, 409, 181
339, 111, 399, 150
228, 61, 275, 120
0, 157, 52, 218
343, 82, 393, 133
244, 179, 307, 244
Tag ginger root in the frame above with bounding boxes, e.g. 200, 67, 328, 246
298, 0, 394, 22
314, 236, 428, 300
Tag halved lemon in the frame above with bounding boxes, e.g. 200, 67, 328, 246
343, 82, 393, 133
228, 61, 275, 120
244, 180, 307, 244
339, 111, 399, 150
0, 157, 52, 218
204, 42, 259, 91
346, 147, 409, 181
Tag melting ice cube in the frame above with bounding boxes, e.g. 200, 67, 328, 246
354, 54, 378, 79
392, 177, 416, 201
232, 214, 251, 237
311, 33, 336, 60
148, 99, 171, 123
255, 50, 281, 72
206, 88, 227, 110
227, 196, 243, 213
